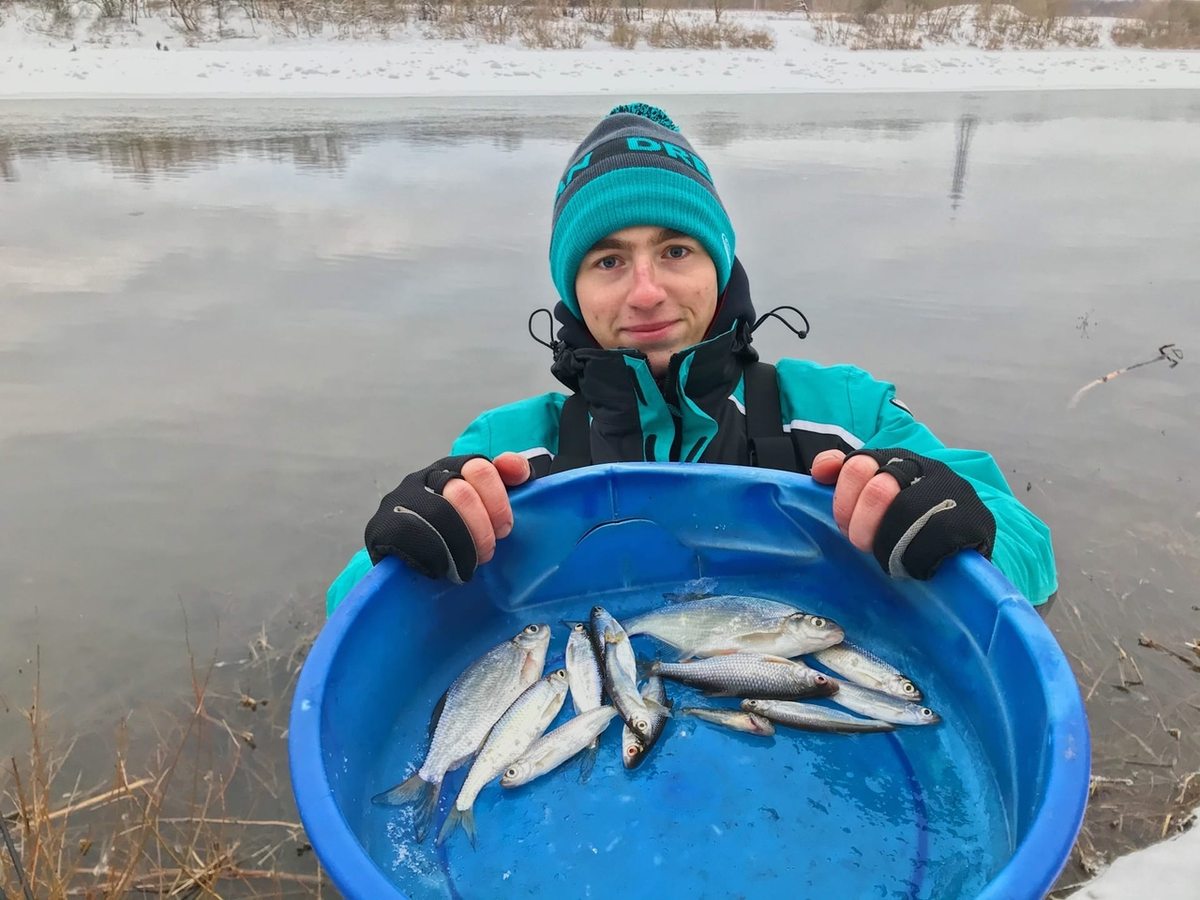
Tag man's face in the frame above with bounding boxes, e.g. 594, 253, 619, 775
574, 226, 719, 376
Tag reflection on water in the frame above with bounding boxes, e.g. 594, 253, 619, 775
4, 91, 1197, 183
950, 113, 979, 211
1, 91, 1199, 889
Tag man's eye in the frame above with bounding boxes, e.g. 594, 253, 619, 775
598, 257, 619, 269
666, 246, 690, 259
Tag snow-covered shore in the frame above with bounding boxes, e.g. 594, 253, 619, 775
2, 5, 1200, 98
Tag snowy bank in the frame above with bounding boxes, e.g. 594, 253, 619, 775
2, 4, 1200, 98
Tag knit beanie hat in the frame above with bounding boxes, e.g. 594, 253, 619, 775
549, 103, 737, 320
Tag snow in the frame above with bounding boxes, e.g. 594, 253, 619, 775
1063, 808, 1200, 900
2, 5, 1199, 99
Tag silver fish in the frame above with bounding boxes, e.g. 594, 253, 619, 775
827, 680, 941, 726
741, 698, 895, 734
650, 652, 838, 700
811, 641, 923, 701
564, 621, 606, 781
371, 623, 550, 841
623, 592, 844, 658
678, 706, 775, 736
500, 706, 620, 788
622, 675, 671, 769
565, 622, 604, 716
591, 606, 662, 744
438, 669, 570, 847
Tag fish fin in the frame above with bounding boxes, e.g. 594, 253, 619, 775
578, 742, 599, 784
372, 773, 440, 843
635, 654, 660, 680
644, 697, 673, 718
436, 805, 476, 849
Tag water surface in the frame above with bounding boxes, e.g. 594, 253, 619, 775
2, 90, 1198, 886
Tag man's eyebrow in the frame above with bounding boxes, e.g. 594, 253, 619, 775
585, 235, 628, 255
584, 228, 693, 255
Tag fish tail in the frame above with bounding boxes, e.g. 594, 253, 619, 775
578, 742, 600, 784
437, 805, 478, 849
634, 654, 657, 680
371, 773, 440, 843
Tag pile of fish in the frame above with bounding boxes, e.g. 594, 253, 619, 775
373, 592, 939, 848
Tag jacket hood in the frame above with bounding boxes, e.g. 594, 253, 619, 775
549, 256, 759, 392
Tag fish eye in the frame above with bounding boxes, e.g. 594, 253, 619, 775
625, 745, 639, 758
573, 622, 585, 632
903, 683, 916, 694
524, 624, 540, 634
815, 675, 828, 684
506, 767, 518, 777
635, 718, 649, 732
812, 617, 826, 627
921, 708, 934, 718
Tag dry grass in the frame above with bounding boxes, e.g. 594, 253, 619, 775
810, 0, 1100, 49
639, 8, 775, 48
0, 622, 323, 900
1111, 0, 1200, 48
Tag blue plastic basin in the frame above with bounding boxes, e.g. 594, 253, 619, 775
289, 463, 1089, 900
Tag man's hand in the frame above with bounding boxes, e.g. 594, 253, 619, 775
811, 447, 996, 580
365, 452, 533, 583
441, 453, 532, 566
811, 449, 899, 553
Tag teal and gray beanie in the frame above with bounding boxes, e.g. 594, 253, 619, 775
549, 103, 737, 320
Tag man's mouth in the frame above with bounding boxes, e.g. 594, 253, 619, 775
623, 321, 677, 340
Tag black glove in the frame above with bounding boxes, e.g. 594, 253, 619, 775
844, 448, 996, 580
364, 455, 489, 584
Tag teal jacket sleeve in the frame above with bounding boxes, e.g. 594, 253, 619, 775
325, 393, 567, 617
845, 367, 1058, 606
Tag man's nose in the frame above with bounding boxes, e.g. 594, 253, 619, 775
627, 258, 668, 307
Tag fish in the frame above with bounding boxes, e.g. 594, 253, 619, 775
677, 706, 776, 736
371, 622, 551, 842
591, 606, 667, 744
623, 675, 671, 770
564, 621, 605, 781
810, 641, 923, 701
741, 699, 896, 734
500, 706, 620, 788
622, 592, 845, 658
438, 669, 570, 847
826, 680, 941, 726
648, 652, 839, 700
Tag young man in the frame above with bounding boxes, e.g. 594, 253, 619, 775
328, 103, 1057, 615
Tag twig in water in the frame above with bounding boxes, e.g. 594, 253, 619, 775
1068, 343, 1183, 409
1139, 634, 1200, 673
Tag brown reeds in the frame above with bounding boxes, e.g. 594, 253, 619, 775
1, 624, 324, 900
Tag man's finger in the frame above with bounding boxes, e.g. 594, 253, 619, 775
831, 454, 883, 534
493, 451, 533, 488
810, 449, 846, 486
846, 472, 902, 553
460, 458, 515, 541
442, 479, 499, 563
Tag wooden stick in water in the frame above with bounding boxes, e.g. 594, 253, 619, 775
1068, 343, 1183, 408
